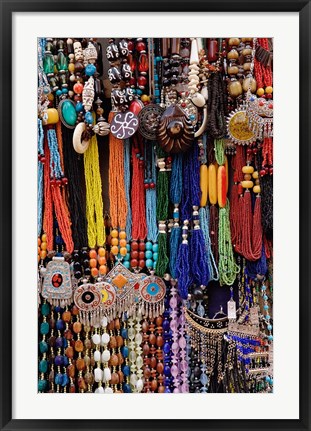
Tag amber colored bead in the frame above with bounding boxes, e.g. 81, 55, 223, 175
142, 321, 149, 332
89, 258, 97, 268
110, 354, 119, 366
151, 379, 158, 391
98, 247, 105, 257
69, 384, 76, 393
118, 371, 124, 383
149, 334, 156, 345
111, 372, 119, 385
76, 358, 86, 371
40, 250, 47, 259
90, 357, 95, 367
65, 346, 74, 359
73, 321, 82, 333
111, 237, 119, 246
72, 305, 80, 315
156, 336, 164, 347
114, 318, 121, 330
91, 267, 99, 277
99, 265, 107, 275
116, 335, 124, 347
119, 239, 127, 247
75, 339, 84, 352
111, 245, 119, 255
78, 376, 87, 390
156, 362, 164, 374
109, 336, 117, 349
98, 256, 106, 266
67, 364, 76, 378
150, 356, 157, 369
111, 229, 118, 238
131, 241, 138, 250
62, 311, 72, 322
119, 231, 126, 239
89, 249, 97, 259
158, 385, 165, 393
155, 316, 163, 326
84, 355, 91, 366
143, 335, 149, 343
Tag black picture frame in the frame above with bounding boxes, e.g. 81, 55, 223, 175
1, 1, 309, 430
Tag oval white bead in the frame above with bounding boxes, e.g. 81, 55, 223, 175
92, 334, 101, 345
101, 333, 110, 345
102, 350, 110, 362
101, 316, 108, 327
105, 387, 113, 394
94, 367, 103, 382
95, 386, 104, 394
136, 378, 144, 392
94, 350, 101, 362
103, 367, 111, 382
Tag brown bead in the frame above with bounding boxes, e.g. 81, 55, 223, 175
84, 339, 92, 349
73, 321, 82, 333
143, 344, 150, 355
111, 372, 119, 385
109, 336, 117, 349
78, 376, 87, 391
117, 353, 124, 365
143, 335, 149, 342
108, 321, 115, 331
64, 329, 73, 340
67, 364, 75, 378
142, 321, 149, 332
62, 311, 72, 322
151, 379, 158, 391
117, 371, 124, 383
90, 357, 95, 367
49, 370, 55, 382
156, 336, 164, 347
69, 384, 76, 393
158, 385, 165, 393
65, 346, 74, 359
72, 305, 80, 315
156, 362, 164, 374
155, 316, 163, 326
116, 335, 124, 347
110, 354, 119, 366
144, 367, 151, 379
49, 318, 55, 329
114, 318, 121, 330
74, 339, 84, 352
76, 358, 86, 371
84, 371, 94, 385
84, 355, 91, 366
150, 356, 157, 369
149, 334, 156, 345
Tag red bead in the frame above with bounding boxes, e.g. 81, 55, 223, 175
252, 149, 258, 155
40, 157, 46, 164
269, 167, 273, 175
266, 94, 272, 99
131, 241, 139, 251
73, 82, 83, 94
150, 182, 155, 189
130, 259, 138, 268
62, 177, 68, 185
246, 148, 252, 155
136, 42, 146, 52
137, 76, 147, 86
139, 259, 145, 269
259, 101, 264, 107
144, 183, 150, 190
139, 251, 145, 260
265, 167, 269, 173
166, 157, 172, 163
128, 41, 134, 51
181, 103, 186, 108
268, 103, 273, 109
260, 169, 266, 177
131, 251, 138, 259
129, 77, 136, 86
139, 161, 144, 168
50, 178, 56, 186
237, 184, 243, 195
138, 242, 145, 251
56, 179, 62, 187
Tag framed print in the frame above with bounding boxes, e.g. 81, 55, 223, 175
1, 0, 310, 430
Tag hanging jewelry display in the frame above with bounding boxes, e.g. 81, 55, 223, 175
41, 257, 72, 307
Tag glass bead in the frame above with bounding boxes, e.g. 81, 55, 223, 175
123, 383, 132, 393
135, 332, 142, 344
267, 324, 273, 331
145, 250, 153, 259
122, 364, 130, 377
153, 252, 158, 261
40, 321, 49, 335
39, 341, 48, 353
56, 319, 65, 331
39, 359, 48, 373
146, 241, 153, 251
55, 373, 63, 385
146, 259, 153, 268
38, 379, 47, 392
121, 346, 129, 358
129, 351, 136, 362
41, 303, 50, 316
123, 261, 130, 269
121, 328, 128, 339
136, 356, 143, 369
152, 243, 159, 252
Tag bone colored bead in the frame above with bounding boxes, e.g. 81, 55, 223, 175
94, 367, 103, 382
101, 316, 108, 327
102, 350, 111, 363
189, 64, 200, 71
105, 387, 113, 394
201, 86, 208, 101
92, 333, 101, 345
136, 378, 144, 392
191, 92, 206, 107
95, 386, 104, 393
103, 367, 112, 382
242, 165, 254, 174
190, 38, 199, 64
94, 350, 101, 362
101, 332, 110, 345
189, 75, 200, 83
189, 69, 199, 76
241, 180, 254, 189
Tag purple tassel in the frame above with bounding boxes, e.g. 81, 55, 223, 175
190, 228, 210, 286
176, 241, 192, 300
